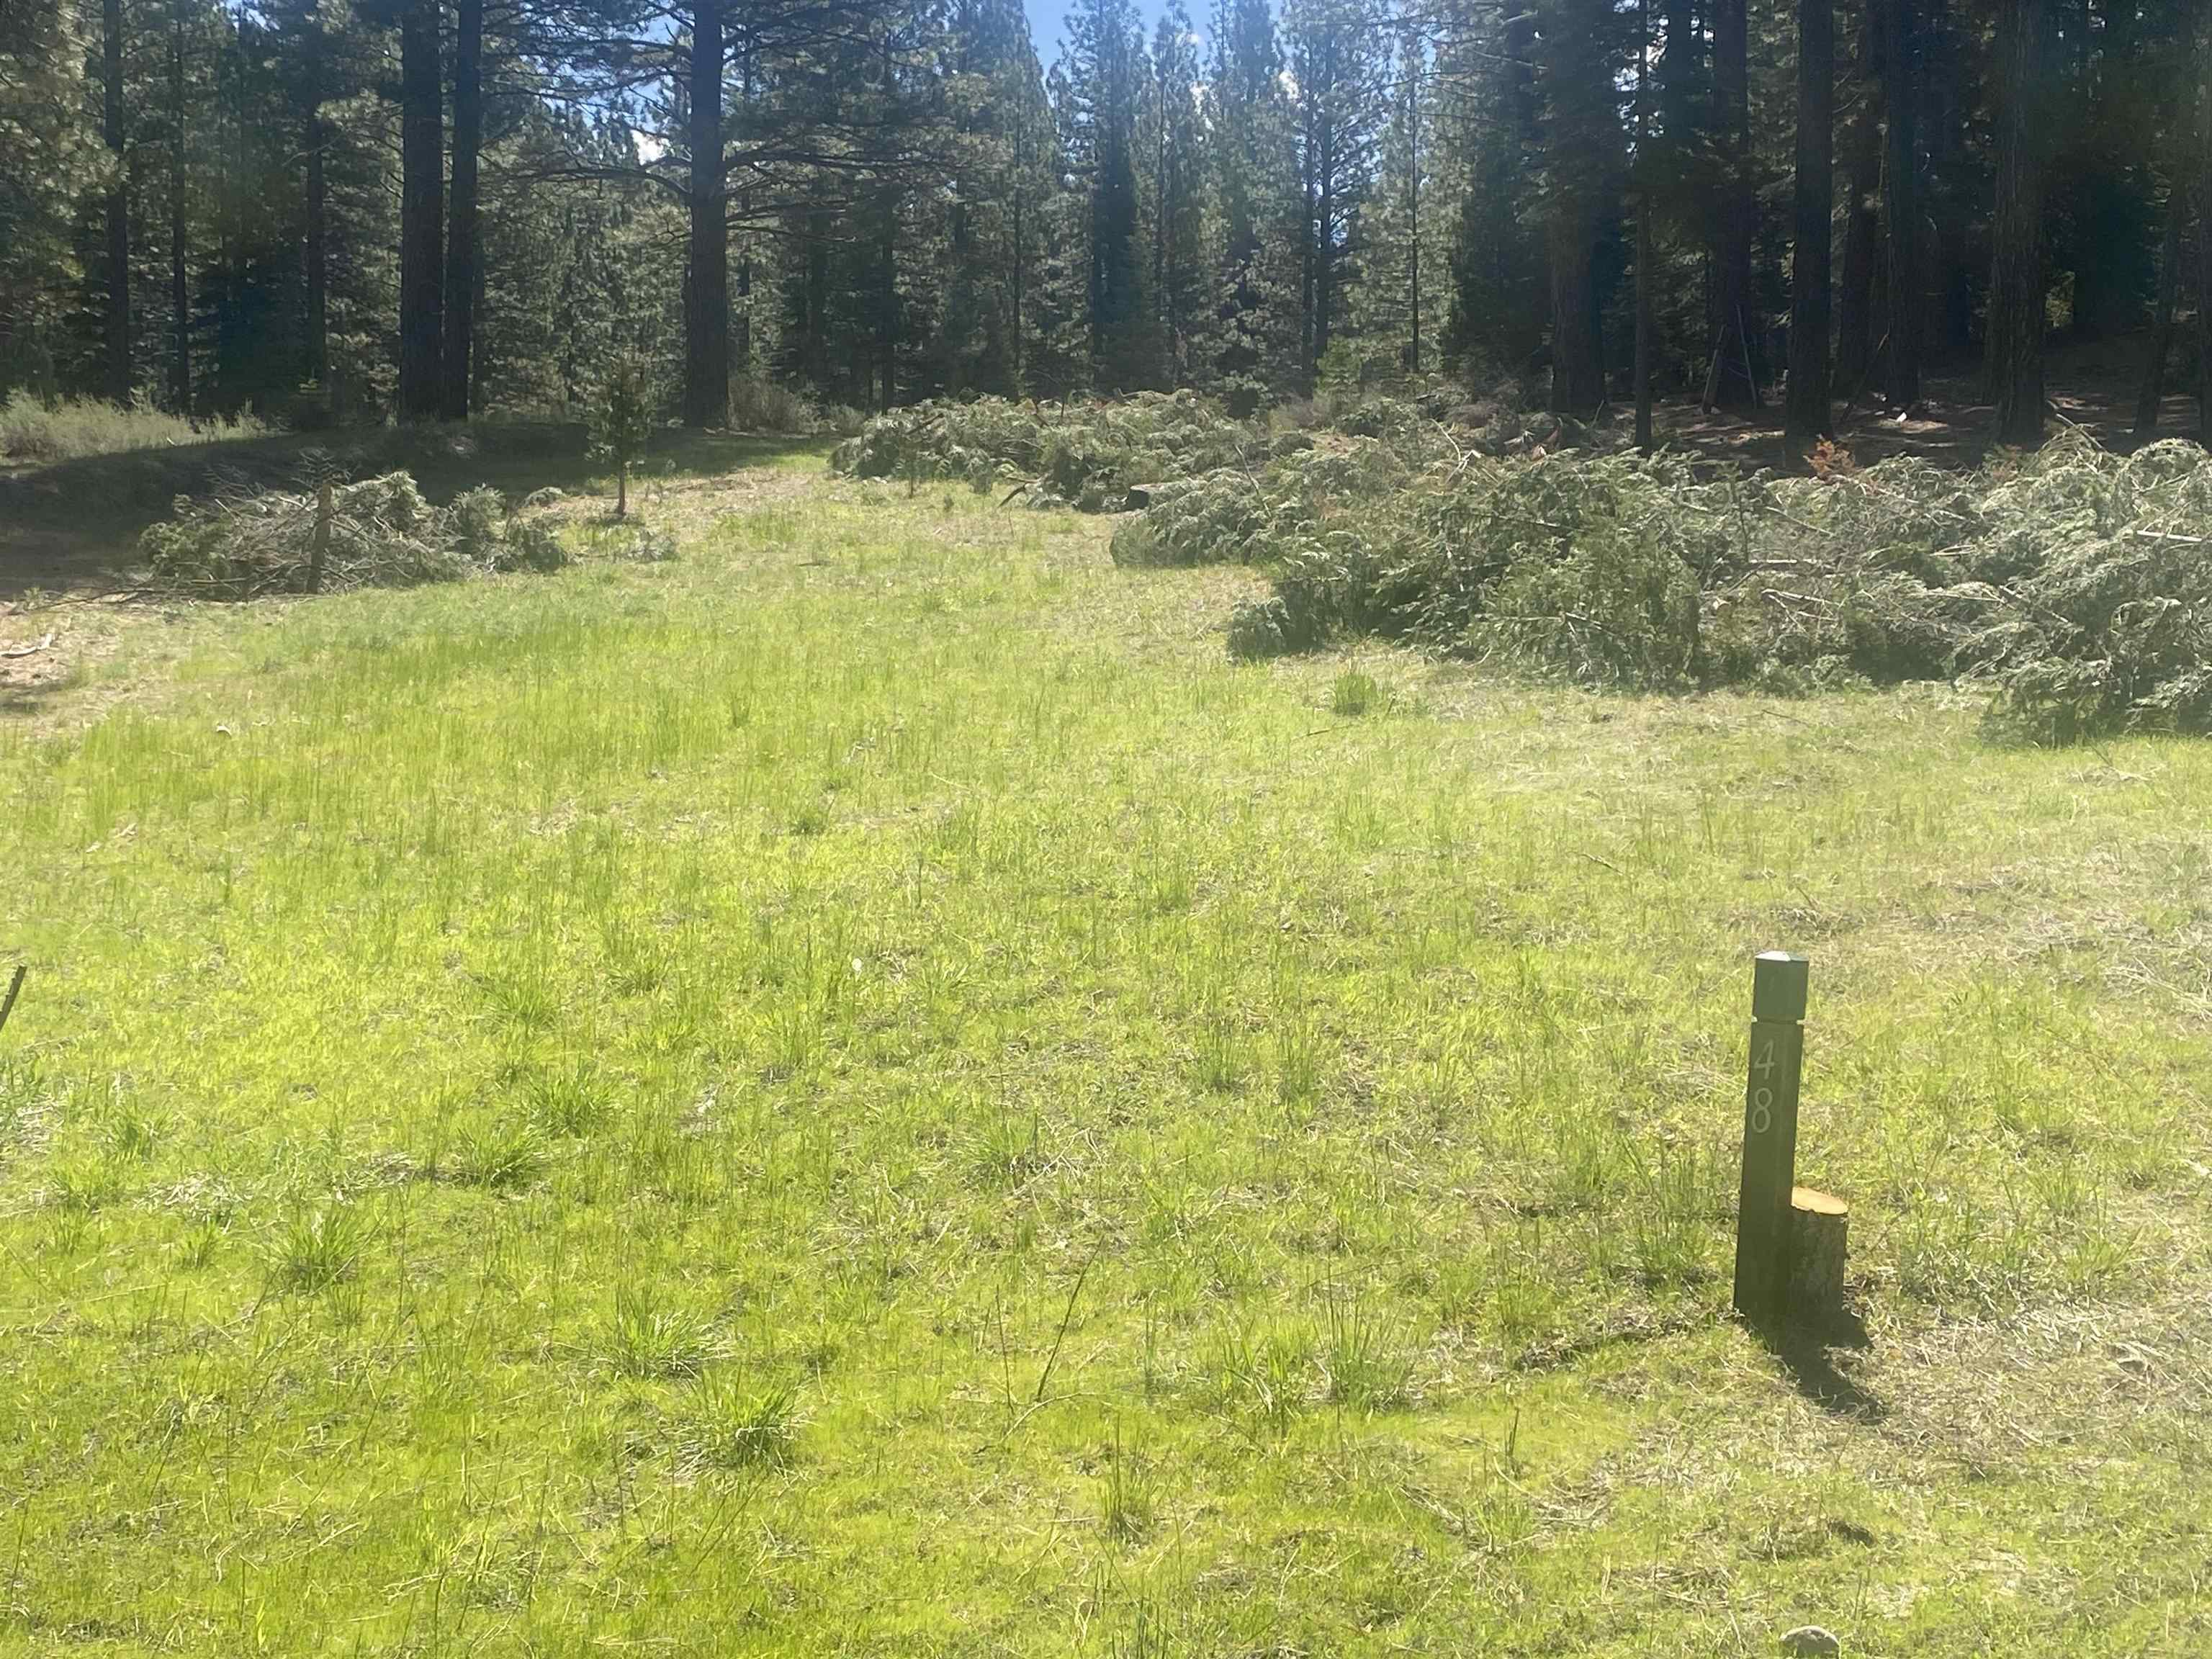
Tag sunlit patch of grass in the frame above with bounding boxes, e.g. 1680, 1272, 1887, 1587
601, 1285, 714, 1380
0, 457, 2208, 1654
681, 1375, 803, 1470
264, 1205, 369, 1295
0, 390, 269, 464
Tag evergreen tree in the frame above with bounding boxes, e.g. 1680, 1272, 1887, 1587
1533, 0, 1625, 414
0, 0, 92, 392
1987, 0, 2049, 446
1439, 0, 1545, 385
1064, 0, 1148, 387
1352, 22, 1446, 380
1138, 2, 1208, 383
1282, 0, 1390, 385
1784, 0, 1833, 443
1205, 0, 1300, 399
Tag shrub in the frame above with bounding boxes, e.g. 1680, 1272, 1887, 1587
730, 374, 818, 435
832, 392, 1267, 507
1141, 421, 2212, 741
143, 470, 568, 597
591, 357, 658, 517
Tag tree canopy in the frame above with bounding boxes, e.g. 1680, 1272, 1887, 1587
3, 0, 2206, 443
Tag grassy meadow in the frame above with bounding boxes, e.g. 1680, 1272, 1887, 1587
3, 447, 2210, 1655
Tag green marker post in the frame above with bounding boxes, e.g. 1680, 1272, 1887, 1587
1732, 951, 1807, 1327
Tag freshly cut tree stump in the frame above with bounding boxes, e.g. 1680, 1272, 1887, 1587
1786, 1187, 1849, 1323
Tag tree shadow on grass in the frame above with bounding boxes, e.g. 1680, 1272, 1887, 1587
0, 422, 830, 601
1759, 1305, 1887, 1422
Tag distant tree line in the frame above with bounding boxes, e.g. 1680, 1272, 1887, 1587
3, 0, 2208, 448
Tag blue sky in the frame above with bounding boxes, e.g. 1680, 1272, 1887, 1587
1023, 0, 1182, 61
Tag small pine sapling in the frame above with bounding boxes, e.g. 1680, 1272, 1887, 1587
592, 358, 658, 518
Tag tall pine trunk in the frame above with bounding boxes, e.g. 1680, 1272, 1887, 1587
1834, 0, 1881, 403
2134, 185, 2184, 436
1785, 0, 1833, 444
1634, 0, 1653, 450
302, 11, 328, 396
397, 0, 444, 421
684, 0, 728, 428
1986, 0, 2046, 448
441, 0, 481, 419
2200, 32, 2212, 441
1548, 207, 1605, 415
103, 0, 132, 407
305, 108, 327, 388
1704, 0, 1758, 408
1883, 0, 1921, 407
168, 0, 189, 413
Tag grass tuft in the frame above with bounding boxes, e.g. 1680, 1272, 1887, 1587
601, 1286, 714, 1380
264, 1205, 369, 1295
683, 1375, 802, 1469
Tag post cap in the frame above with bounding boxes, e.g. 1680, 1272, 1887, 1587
1751, 951, 1809, 1021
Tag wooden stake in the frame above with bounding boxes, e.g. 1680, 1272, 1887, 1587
308, 477, 334, 593
0, 966, 24, 1038
1732, 951, 1807, 1326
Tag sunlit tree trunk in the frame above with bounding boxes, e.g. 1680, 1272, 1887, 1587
1883, 0, 1921, 408
397, 0, 444, 420
1985, 0, 2046, 448
441, 0, 480, 418
1785, 0, 1834, 444
104, 0, 132, 406
683, 0, 729, 428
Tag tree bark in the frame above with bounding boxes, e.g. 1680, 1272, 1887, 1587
1704, 0, 1759, 408
168, 0, 190, 413
2134, 185, 2184, 437
1786, 1187, 1849, 1325
1408, 58, 1422, 377
1659, 0, 1699, 154
103, 0, 132, 407
1833, 1, 1880, 401
305, 107, 327, 390
1635, 0, 1653, 450
1548, 209, 1605, 415
1785, 0, 1834, 444
397, 0, 444, 421
2199, 33, 2212, 442
683, 0, 729, 427
441, 0, 481, 419
1986, 0, 2046, 448
1883, 0, 1921, 408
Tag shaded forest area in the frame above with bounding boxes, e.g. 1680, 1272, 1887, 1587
3, 0, 2209, 453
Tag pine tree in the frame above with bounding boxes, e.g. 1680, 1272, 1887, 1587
1138, 3, 1208, 383
1206, 0, 1300, 400
1439, 0, 1545, 385
1883, 0, 1922, 408
1704, 0, 1760, 407
393, 0, 444, 420
591, 354, 657, 516
1533, 0, 1624, 414
100, 0, 132, 405
1832, 0, 1880, 403
1064, 0, 1148, 387
1352, 23, 1445, 380
1784, 0, 1833, 443
1282, 0, 1389, 385
1987, 0, 2049, 446
0, 0, 93, 393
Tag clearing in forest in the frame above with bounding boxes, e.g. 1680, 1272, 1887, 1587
1, 446, 2208, 1655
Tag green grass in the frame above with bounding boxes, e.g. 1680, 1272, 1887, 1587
2, 454, 2210, 1655
0, 391, 269, 465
